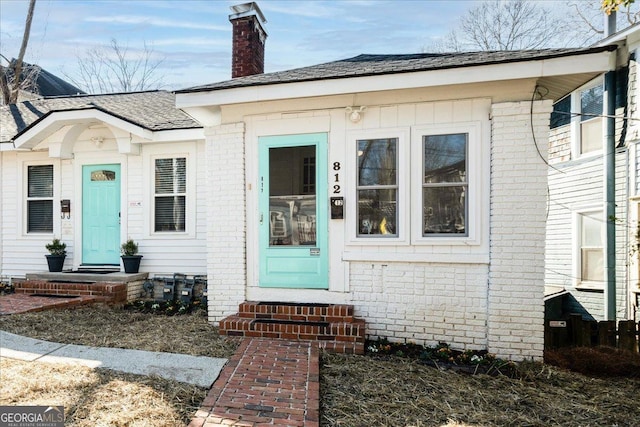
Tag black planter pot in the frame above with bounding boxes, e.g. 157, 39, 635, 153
46, 255, 66, 272
121, 255, 143, 273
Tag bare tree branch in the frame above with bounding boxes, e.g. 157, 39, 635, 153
63, 39, 165, 94
1, 0, 37, 104
426, 0, 639, 53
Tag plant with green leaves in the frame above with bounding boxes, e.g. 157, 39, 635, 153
120, 238, 139, 256
45, 238, 67, 256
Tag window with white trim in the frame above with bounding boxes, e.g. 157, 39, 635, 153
579, 83, 603, 155
356, 138, 398, 237
349, 123, 481, 245
154, 157, 186, 232
577, 210, 604, 285
26, 165, 53, 233
421, 133, 467, 236
550, 78, 603, 158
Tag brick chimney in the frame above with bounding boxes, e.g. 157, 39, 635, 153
229, 2, 267, 78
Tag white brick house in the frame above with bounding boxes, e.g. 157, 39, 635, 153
0, 4, 629, 361
169, 3, 619, 361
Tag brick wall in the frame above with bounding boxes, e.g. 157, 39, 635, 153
488, 100, 551, 361
349, 262, 489, 351
205, 123, 247, 321
231, 16, 266, 78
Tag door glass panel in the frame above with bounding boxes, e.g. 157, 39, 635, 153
91, 170, 116, 181
269, 146, 316, 246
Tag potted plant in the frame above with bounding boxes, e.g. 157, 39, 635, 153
45, 238, 67, 272
121, 238, 143, 273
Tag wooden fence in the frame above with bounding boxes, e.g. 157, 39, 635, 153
545, 314, 639, 353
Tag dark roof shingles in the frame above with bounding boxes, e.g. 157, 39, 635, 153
1, 91, 200, 142
179, 46, 616, 93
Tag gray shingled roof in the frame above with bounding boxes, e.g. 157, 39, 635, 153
3, 60, 85, 97
178, 46, 616, 93
1, 91, 200, 142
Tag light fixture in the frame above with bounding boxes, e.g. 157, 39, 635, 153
346, 106, 367, 123
91, 136, 104, 147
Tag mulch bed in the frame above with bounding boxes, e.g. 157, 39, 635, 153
1, 304, 639, 426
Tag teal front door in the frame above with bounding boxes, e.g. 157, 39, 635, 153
259, 133, 328, 288
82, 164, 121, 265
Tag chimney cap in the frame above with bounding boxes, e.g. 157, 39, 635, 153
229, 2, 267, 24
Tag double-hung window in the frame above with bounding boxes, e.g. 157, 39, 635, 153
356, 138, 398, 237
26, 165, 53, 233
576, 210, 604, 286
154, 157, 186, 232
551, 78, 603, 158
421, 133, 468, 236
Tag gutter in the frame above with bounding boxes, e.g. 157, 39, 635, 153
604, 13, 617, 321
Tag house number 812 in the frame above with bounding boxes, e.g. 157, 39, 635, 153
333, 162, 341, 194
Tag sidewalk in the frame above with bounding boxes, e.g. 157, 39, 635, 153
0, 330, 227, 388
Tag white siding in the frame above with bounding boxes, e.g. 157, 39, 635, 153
0, 129, 208, 278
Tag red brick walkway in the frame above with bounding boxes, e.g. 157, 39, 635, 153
0, 293, 99, 315
189, 338, 320, 427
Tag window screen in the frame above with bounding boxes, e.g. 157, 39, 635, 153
27, 165, 53, 233
154, 158, 186, 232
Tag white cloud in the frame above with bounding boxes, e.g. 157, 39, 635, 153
85, 15, 226, 32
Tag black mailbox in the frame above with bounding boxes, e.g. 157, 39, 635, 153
330, 197, 344, 219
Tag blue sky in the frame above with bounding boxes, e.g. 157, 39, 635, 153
2, 0, 618, 91
0, 0, 481, 90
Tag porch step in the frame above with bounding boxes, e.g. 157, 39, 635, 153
220, 301, 366, 354
13, 280, 127, 304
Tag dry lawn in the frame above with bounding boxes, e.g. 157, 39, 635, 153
1, 304, 639, 426
0, 304, 239, 425
0, 358, 205, 426
321, 352, 640, 427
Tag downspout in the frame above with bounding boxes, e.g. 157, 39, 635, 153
604, 12, 617, 320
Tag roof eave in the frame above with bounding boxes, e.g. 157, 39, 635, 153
13, 108, 154, 149
175, 49, 614, 110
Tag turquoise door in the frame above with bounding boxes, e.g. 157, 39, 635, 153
259, 133, 328, 288
82, 164, 121, 265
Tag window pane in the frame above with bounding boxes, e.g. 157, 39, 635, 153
155, 158, 186, 194
269, 195, 316, 246
582, 248, 604, 282
28, 165, 53, 198
155, 196, 185, 232
581, 211, 603, 282
423, 134, 466, 183
357, 138, 397, 186
357, 189, 397, 236
581, 85, 603, 122
91, 170, 116, 181
581, 118, 602, 154
551, 96, 571, 129
28, 200, 53, 233
423, 186, 466, 235
582, 213, 602, 246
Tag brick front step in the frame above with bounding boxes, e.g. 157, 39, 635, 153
238, 301, 354, 322
13, 280, 127, 304
220, 301, 365, 354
